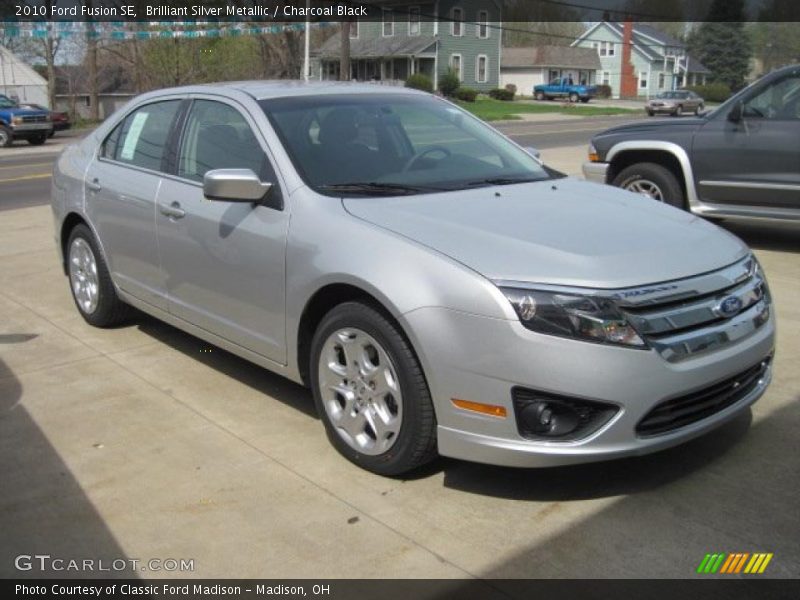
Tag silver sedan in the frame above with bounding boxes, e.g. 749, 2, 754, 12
51, 82, 773, 475
646, 90, 705, 116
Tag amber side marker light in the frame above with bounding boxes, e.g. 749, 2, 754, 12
588, 151, 600, 162
451, 398, 507, 418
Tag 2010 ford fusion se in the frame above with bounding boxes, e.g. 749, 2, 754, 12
51, 82, 775, 475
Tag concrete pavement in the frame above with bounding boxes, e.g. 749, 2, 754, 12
0, 143, 798, 583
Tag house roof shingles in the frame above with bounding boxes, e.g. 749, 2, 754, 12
315, 35, 437, 59
502, 46, 601, 70
600, 23, 709, 74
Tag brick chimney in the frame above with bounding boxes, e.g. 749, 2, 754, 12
620, 20, 638, 99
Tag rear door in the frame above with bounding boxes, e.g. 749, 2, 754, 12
85, 98, 183, 310
691, 69, 800, 212
155, 97, 289, 363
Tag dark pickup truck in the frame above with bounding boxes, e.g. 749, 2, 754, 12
583, 64, 800, 222
0, 94, 53, 147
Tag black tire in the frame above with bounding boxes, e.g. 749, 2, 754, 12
534, 91, 545, 101
674, 105, 683, 117
579, 97, 590, 103
646, 109, 655, 117
27, 134, 47, 146
612, 162, 685, 209
569, 92, 579, 103
66, 224, 133, 327
695, 103, 704, 115
310, 301, 437, 476
48, 130, 55, 138
0, 125, 12, 147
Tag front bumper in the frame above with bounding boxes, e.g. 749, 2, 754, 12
402, 304, 775, 468
12, 122, 53, 135
582, 161, 609, 184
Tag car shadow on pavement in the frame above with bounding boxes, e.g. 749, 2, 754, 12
720, 220, 800, 253
440, 409, 753, 501
134, 313, 318, 419
448, 399, 800, 581
0, 354, 132, 578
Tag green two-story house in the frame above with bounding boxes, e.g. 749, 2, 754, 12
312, 1, 502, 91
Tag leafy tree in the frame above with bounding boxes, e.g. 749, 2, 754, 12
687, 0, 751, 90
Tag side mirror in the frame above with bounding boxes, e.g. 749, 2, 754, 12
203, 169, 272, 203
727, 101, 744, 123
524, 146, 542, 160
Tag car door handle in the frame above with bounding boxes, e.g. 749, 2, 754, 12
160, 201, 186, 219
86, 178, 102, 193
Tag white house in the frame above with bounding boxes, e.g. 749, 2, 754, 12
0, 44, 48, 106
500, 45, 601, 93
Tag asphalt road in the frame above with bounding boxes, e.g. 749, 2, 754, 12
495, 114, 644, 149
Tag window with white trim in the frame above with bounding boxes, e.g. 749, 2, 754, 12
639, 72, 648, 89
476, 54, 488, 83
477, 10, 489, 38
658, 72, 665, 89
450, 54, 462, 80
408, 6, 420, 36
382, 8, 393, 37
451, 7, 463, 37
602, 71, 610, 85
349, 20, 359, 39
598, 42, 615, 57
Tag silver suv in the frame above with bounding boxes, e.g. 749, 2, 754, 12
51, 83, 775, 475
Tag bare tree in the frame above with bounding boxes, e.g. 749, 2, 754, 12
339, 21, 351, 81
83, 0, 99, 120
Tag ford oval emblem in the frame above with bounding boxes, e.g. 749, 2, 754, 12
717, 296, 743, 317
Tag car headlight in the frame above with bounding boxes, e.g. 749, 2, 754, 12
11, 116, 23, 126
499, 287, 647, 348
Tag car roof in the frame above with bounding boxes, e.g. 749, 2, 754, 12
142, 81, 427, 101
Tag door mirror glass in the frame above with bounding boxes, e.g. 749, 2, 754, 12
727, 101, 743, 123
203, 169, 272, 203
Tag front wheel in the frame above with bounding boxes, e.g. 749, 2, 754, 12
674, 105, 683, 117
66, 224, 133, 327
612, 162, 685, 209
534, 91, 545, 101
0, 125, 12, 147
695, 104, 704, 115
310, 302, 437, 476
569, 92, 579, 103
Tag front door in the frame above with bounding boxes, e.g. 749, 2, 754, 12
692, 68, 800, 211
156, 98, 289, 363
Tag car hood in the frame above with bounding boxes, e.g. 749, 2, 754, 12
342, 178, 748, 289
598, 117, 705, 135
3, 106, 49, 117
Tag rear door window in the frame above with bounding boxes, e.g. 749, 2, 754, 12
110, 100, 181, 171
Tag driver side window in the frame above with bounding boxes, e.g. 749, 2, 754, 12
744, 73, 800, 120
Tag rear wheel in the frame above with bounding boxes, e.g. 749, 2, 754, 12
569, 92, 579, 103
66, 224, 133, 327
695, 103, 704, 115
310, 302, 437, 476
28, 133, 47, 146
674, 105, 683, 117
0, 125, 12, 147
612, 162, 685, 209
579, 97, 590, 103
646, 109, 655, 117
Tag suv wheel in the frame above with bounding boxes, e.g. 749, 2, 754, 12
0, 125, 12, 147
612, 163, 685, 209
66, 224, 133, 327
310, 302, 437, 476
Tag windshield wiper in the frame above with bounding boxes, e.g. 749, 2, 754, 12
318, 182, 438, 196
464, 176, 545, 188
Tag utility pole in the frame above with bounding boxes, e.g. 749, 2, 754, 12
303, 0, 310, 81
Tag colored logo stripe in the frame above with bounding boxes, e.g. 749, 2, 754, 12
697, 552, 773, 574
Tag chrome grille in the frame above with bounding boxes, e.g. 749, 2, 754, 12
22, 115, 48, 123
612, 256, 771, 362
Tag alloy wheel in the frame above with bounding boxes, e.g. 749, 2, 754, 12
69, 237, 100, 314
625, 179, 664, 201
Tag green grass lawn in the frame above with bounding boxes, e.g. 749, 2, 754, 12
456, 97, 640, 121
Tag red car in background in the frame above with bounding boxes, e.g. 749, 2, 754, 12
21, 103, 71, 136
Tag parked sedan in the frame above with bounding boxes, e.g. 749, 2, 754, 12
645, 90, 704, 116
21, 103, 71, 136
52, 83, 774, 475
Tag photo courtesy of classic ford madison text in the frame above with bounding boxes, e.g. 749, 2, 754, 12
1, 0, 798, 592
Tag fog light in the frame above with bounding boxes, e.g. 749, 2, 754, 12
521, 401, 580, 436
512, 388, 619, 441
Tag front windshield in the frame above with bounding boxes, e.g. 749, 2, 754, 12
260, 93, 553, 195
0, 96, 18, 109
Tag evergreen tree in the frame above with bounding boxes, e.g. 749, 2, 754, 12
687, 0, 751, 90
